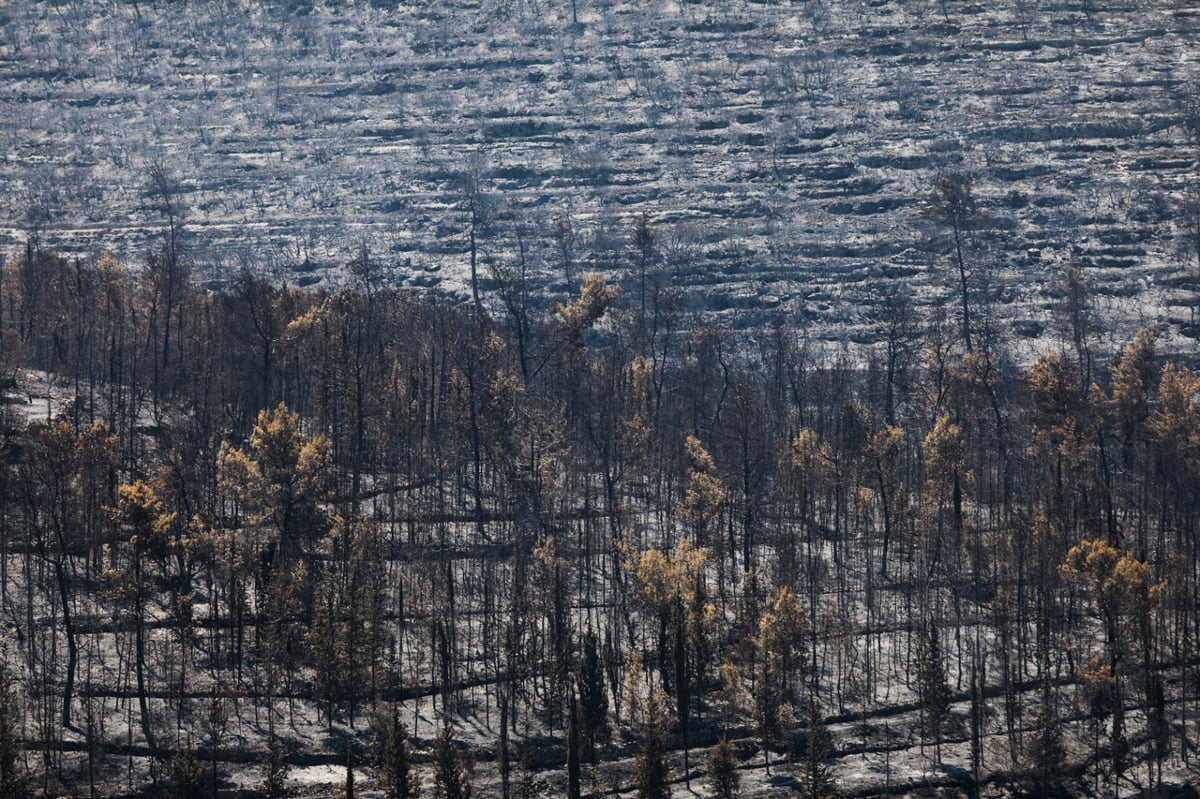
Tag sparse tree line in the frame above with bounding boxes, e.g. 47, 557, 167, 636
0, 196, 1198, 798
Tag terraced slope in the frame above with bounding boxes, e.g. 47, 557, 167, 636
1, 0, 1198, 350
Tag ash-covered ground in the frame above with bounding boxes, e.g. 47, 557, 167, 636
1, 0, 1199, 353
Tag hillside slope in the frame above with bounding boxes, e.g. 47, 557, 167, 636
0, 0, 1198, 350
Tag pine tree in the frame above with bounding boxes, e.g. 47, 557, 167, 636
915, 620, 951, 762
1026, 680, 1064, 793
635, 692, 670, 799
757, 583, 807, 698
433, 724, 471, 799
515, 727, 536, 799
576, 625, 609, 760
104, 478, 176, 753
715, 661, 747, 735
706, 739, 739, 799
798, 698, 838, 799
925, 173, 980, 352
261, 729, 291, 799
169, 742, 207, 799
217, 401, 332, 566
754, 658, 785, 775
628, 212, 656, 322
0, 665, 27, 799
376, 705, 420, 799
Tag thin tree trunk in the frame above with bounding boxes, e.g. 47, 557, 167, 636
54, 560, 77, 729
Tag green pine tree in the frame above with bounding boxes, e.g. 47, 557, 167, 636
516, 730, 536, 799
916, 620, 951, 761
754, 658, 785, 775
375, 705, 420, 799
261, 729, 292, 799
635, 692, 670, 799
798, 698, 839, 799
433, 724, 471, 799
168, 742, 207, 799
576, 625, 609, 760
706, 739, 739, 799
0, 666, 28, 799
1026, 680, 1064, 793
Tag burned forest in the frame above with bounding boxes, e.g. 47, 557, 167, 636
4, 0, 1200, 796
0, 236, 1198, 797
